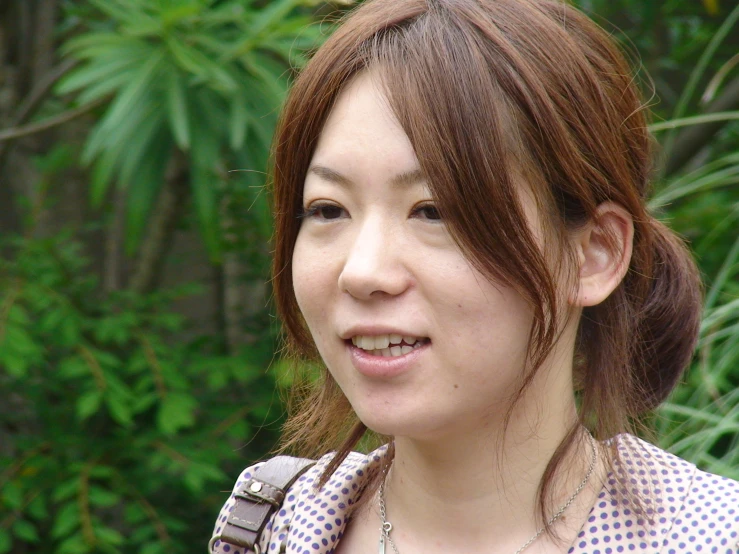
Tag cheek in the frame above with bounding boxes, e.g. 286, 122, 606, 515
292, 237, 335, 332
292, 241, 316, 316
440, 277, 534, 365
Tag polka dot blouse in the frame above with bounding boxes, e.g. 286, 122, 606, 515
211, 435, 739, 554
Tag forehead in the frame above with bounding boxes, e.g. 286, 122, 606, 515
310, 72, 419, 175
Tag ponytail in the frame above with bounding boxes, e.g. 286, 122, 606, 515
577, 216, 702, 439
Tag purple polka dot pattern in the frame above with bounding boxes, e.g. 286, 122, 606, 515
211, 435, 739, 553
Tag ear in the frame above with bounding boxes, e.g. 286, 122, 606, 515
569, 202, 634, 307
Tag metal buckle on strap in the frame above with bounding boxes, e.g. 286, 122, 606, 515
234, 479, 284, 508
208, 535, 262, 554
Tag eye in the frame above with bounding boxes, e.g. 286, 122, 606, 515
300, 202, 347, 221
411, 203, 442, 221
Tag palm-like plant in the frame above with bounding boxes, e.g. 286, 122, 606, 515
57, 0, 325, 272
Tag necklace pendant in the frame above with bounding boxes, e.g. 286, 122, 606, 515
378, 533, 386, 554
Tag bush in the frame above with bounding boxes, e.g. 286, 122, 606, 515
0, 232, 282, 554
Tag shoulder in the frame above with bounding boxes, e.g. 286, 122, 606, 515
615, 434, 739, 506
211, 446, 388, 554
594, 434, 739, 552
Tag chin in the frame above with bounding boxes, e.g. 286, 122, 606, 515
357, 409, 450, 442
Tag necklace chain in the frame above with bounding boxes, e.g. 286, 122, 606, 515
378, 432, 598, 554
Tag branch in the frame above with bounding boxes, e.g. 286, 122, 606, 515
13, 59, 78, 128
0, 442, 51, 490
131, 486, 171, 543
111, 468, 171, 543
77, 345, 108, 391
0, 59, 79, 171
103, 188, 127, 293
78, 462, 97, 548
0, 280, 22, 346
0, 98, 105, 142
137, 333, 167, 400
210, 405, 252, 439
153, 441, 191, 467
664, 77, 739, 177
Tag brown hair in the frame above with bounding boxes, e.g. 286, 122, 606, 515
270, 0, 702, 524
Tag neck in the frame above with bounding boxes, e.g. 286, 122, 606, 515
381, 384, 601, 553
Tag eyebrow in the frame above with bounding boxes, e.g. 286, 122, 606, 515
307, 164, 426, 189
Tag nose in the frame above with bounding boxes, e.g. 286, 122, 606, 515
337, 216, 410, 300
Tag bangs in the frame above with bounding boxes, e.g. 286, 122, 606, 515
361, 4, 555, 295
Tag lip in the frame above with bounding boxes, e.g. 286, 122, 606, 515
340, 325, 427, 341
347, 340, 429, 379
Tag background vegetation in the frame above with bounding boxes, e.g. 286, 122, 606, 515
0, 0, 737, 552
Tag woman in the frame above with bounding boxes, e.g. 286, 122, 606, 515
211, 1, 739, 553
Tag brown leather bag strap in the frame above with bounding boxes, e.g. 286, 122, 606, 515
210, 456, 316, 554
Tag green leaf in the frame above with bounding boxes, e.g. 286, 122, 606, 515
59, 314, 82, 348
122, 128, 171, 255
76, 67, 137, 105
166, 67, 191, 149
191, 166, 222, 262
1, 482, 23, 510
76, 390, 103, 421
131, 392, 157, 413
96, 49, 166, 140
241, 51, 285, 102
56, 53, 142, 96
0, 528, 11, 554
140, 541, 165, 554
59, 32, 132, 62
95, 526, 124, 546
7, 304, 30, 325
50, 502, 80, 539
52, 479, 80, 504
26, 493, 48, 521
157, 392, 197, 435
57, 533, 89, 554
123, 503, 147, 525
87, 0, 156, 28
228, 94, 248, 150
649, 111, 739, 132
58, 357, 89, 379
246, 0, 302, 40
89, 151, 118, 207
105, 393, 133, 427
161, 2, 203, 26
0, 353, 29, 378
88, 486, 119, 508
166, 36, 238, 92
114, 102, 166, 189
12, 520, 39, 543
89, 466, 115, 479
189, 112, 223, 261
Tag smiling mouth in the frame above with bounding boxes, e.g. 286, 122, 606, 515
349, 334, 430, 358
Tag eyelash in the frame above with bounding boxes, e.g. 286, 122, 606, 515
411, 203, 441, 221
299, 203, 346, 221
298, 202, 442, 222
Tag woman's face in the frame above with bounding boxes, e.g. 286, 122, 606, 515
292, 72, 558, 441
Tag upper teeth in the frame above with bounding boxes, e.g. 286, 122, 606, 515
351, 334, 421, 350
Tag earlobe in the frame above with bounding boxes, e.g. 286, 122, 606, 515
570, 202, 634, 307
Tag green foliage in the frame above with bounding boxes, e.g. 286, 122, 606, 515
56, 0, 326, 259
0, 233, 283, 553
2, 1, 737, 553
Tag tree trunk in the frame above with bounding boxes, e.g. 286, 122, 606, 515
128, 156, 190, 294
103, 188, 127, 293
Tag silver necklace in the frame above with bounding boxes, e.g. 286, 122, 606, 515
378, 433, 598, 554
